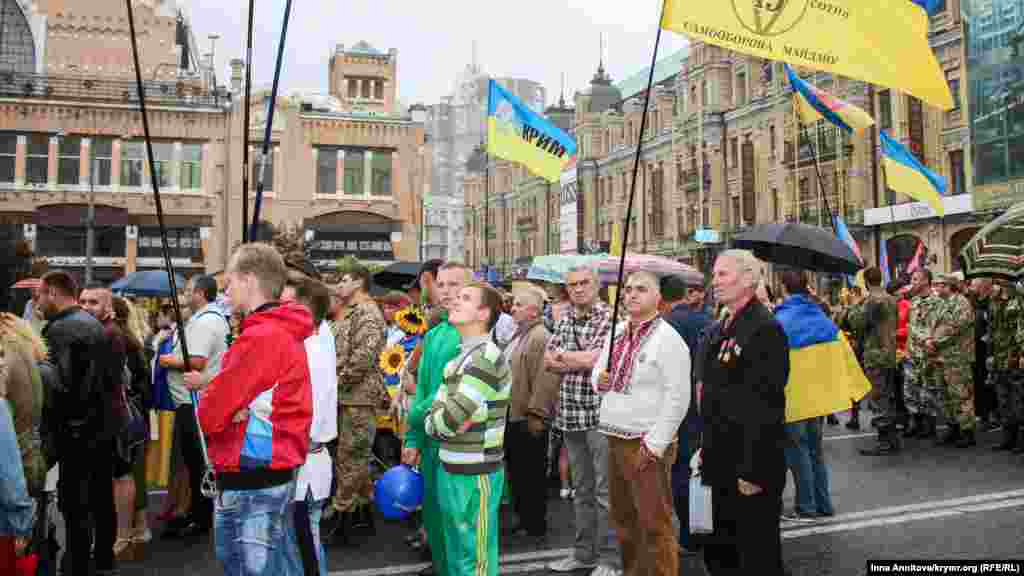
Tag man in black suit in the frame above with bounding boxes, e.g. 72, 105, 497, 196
700, 250, 790, 575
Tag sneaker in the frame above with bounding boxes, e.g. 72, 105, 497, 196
591, 566, 622, 576
781, 510, 819, 523
548, 557, 598, 572
559, 488, 572, 499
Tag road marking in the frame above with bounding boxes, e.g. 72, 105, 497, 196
824, 432, 876, 441
327, 488, 1024, 576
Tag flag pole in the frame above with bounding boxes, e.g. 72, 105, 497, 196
241, 0, 255, 243
250, 0, 293, 240
125, 0, 216, 496
605, 3, 666, 375
795, 113, 837, 233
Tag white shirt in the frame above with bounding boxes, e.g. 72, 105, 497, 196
494, 313, 517, 347
294, 320, 338, 502
592, 320, 691, 458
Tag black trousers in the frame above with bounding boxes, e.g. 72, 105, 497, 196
974, 361, 994, 421
703, 483, 785, 576
175, 404, 213, 526
59, 433, 116, 574
505, 420, 549, 536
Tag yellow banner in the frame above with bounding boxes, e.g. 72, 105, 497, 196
662, 0, 954, 110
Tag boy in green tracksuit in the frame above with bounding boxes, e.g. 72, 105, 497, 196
425, 282, 511, 576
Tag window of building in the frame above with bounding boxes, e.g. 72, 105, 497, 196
947, 77, 961, 109
736, 71, 747, 107
317, 148, 338, 194
91, 138, 113, 186
949, 150, 965, 195
0, 133, 16, 183
348, 78, 358, 99
152, 142, 174, 188
137, 227, 202, 259
361, 79, 371, 99
374, 80, 384, 100
251, 147, 273, 191
731, 196, 741, 229
771, 187, 780, 220
344, 150, 365, 194
36, 225, 126, 258
181, 143, 203, 189
57, 136, 80, 185
907, 96, 925, 162
702, 80, 710, 107
371, 150, 392, 196
26, 134, 49, 185
769, 124, 776, 158
120, 141, 145, 187
878, 89, 892, 130
730, 137, 739, 167
651, 167, 664, 236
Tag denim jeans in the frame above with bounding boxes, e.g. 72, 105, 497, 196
282, 496, 327, 576
214, 481, 294, 576
564, 429, 619, 568
783, 418, 834, 515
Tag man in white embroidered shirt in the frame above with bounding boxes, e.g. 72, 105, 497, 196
594, 270, 690, 576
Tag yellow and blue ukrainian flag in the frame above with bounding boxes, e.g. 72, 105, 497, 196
486, 79, 576, 183
776, 295, 871, 423
785, 65, 875, 136
880, 131, 947, 216
910, 0, 943, 16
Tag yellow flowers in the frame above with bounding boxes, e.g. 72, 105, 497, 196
395, 307, 427, 336
379, 344, 407, 376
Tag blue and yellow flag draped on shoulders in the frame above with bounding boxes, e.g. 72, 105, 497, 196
487, 79, 576, 183
775, 295, 871, 423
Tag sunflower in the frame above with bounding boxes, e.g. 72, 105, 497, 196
395, 307, 428, 335
379, 344, 407, 375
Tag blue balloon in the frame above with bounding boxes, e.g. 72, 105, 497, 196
375, 465, 424, 520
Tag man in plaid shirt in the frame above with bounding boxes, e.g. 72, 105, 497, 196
544, 265, 618, 576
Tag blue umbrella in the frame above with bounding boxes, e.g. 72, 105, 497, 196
110, 270, 186, 297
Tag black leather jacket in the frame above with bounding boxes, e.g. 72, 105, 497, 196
41, 306, 116, 440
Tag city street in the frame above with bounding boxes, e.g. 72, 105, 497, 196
115, 413, 1024, 576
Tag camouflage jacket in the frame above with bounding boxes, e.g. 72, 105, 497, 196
335, 299, 388, 407
848, 291, 899, 371
989, 289, 1023, 371
907, 293, 940, 360
931, 293, 975, 365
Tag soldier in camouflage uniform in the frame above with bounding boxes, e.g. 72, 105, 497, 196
928, 274, 976, 447
904, 268, 943, 438
989, 280, 1024, 453
854, 268, 902, 455
323, 259, 388, 545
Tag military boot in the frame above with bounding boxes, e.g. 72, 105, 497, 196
1012, 426, 1024, 455
860, 426, 901, 456
955, 428, 977, 448
903, 414, 920, 438
916, 415, 937, 439
990, 422, 1016, 451
938, 424, 961, 446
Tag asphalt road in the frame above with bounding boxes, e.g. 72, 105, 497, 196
90, 413, 1024, 575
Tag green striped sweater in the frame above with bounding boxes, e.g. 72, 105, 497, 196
424, 335, 511, 475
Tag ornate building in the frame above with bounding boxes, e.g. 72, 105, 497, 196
0, 0, 427, 284
464, 1, 982, 281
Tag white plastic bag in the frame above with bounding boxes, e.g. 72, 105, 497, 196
689, 448, 713, 534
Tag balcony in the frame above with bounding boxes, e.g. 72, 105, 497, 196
0, 71, 220, 109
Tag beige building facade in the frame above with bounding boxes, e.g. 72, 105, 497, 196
0, 0, 426, 283
464, 1, 985, 283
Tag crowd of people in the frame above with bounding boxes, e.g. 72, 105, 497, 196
1, 240, 1021, 576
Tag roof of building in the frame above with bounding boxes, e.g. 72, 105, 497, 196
615, 46, 689, 101
349, 41, 382, 55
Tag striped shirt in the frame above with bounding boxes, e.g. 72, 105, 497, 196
425, 335, 511, 475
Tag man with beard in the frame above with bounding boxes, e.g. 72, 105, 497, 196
38, 272, 119, 575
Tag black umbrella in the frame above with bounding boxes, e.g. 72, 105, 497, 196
373, 261, 423, 291
732, 222, 863, 275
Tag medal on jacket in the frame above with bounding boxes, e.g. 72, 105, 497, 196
719, 338, 734, 363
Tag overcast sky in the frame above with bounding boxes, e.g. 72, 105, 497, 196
178, 0, 689, 107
